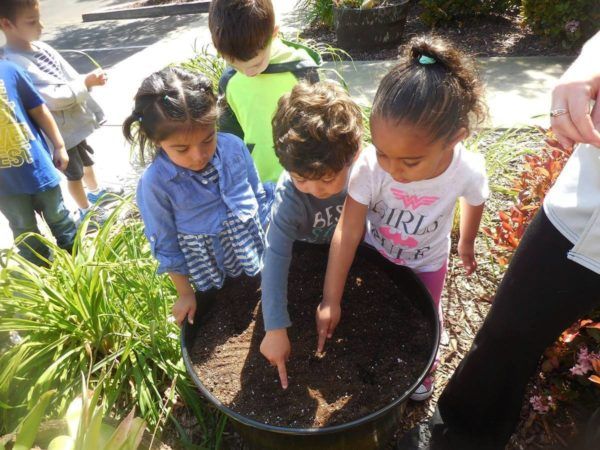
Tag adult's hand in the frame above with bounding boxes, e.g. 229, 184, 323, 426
551, 32, 600, 149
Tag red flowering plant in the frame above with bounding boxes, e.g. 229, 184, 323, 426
483, 129, 573, 267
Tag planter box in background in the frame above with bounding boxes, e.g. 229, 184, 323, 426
333, 0, 411, 51
82, 1, 211, 22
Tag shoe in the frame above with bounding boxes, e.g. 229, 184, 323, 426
411, 376, 434, 401
440, 328, 450, 346
87, 186, 124, 204
77, 204, 111, 227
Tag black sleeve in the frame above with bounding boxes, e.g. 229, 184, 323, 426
217, 68, 245, 139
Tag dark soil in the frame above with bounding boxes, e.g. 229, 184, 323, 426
301, 1, 577, 59
190, 244, 435, 428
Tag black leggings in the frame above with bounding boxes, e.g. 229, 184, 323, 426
432, 209, 600, 449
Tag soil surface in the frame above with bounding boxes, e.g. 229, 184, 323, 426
300, 1, 577, 59
190, 244, 435, 428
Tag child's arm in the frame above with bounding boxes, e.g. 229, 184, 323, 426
458, 199, 485, 275
259, 184, 306, 389
137, 178, 193, 325
27, 103, 68, 171
169, 273, 197, 325
26, 44, 106, 111
317, 196, 368, 353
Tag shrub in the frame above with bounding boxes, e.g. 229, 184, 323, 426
297, 0, 335, 28
420, 0, 518, 27
0, 199, 224, 445
521, 0, 599, 48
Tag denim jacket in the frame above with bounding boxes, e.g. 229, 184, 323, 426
136, 132, 270, 274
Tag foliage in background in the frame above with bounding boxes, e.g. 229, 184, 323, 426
297, 0, 335, 28
0, 199, 225, 446
1, 379, 147, 450
178, 44, 227, 95
521, 0, 599, 49
419, 0, 518, 27
482, 130, 572, 266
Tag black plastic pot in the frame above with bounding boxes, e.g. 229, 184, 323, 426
333, 0, 411, 51
181, 243, 439, 450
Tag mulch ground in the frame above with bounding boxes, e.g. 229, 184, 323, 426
300, 1, 577, 60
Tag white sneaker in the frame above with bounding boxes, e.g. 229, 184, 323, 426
410, 376, 434, 401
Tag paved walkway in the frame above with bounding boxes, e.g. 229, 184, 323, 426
326, 56, 573, 129
0, 0, 572, 251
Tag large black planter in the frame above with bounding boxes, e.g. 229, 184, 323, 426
181, 243, 439, 450
333, 0, 411, 51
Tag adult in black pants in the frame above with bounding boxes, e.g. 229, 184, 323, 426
422, 32, 600, 450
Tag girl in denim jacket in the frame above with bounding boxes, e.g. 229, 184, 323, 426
124, 67, 272, 325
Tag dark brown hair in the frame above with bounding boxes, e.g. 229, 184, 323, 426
273, 81, 363, 179
0, 0, 38, 22
372, 35, 486, 144
123, 67, 217, 163
208, 0, 275, 61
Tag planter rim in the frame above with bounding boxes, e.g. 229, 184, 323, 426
333, 0, 410, 12
181, 249, 440, 435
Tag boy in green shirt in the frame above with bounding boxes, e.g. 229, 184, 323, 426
209, 0, 321, 184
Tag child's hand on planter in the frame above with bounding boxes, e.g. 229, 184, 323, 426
260, 329, 290, 389
316, 301, 341, 353
172, 293, 197, 326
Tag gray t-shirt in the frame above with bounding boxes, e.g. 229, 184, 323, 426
261, 172, 346, 330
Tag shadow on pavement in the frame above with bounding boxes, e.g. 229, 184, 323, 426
46, 13, 207, 71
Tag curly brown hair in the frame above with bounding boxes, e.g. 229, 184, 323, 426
273, 81, 363, 179
372, 35, 487, 144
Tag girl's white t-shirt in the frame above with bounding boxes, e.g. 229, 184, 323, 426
349, 144, 489, 272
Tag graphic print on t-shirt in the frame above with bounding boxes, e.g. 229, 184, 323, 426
370, 187, 442, 263
391, 188, 439, 209
0, 80, 34, 168
311, 204, 344, 241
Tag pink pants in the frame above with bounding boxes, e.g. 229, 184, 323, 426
415, 262, 448, 331
415, 263, 447, 376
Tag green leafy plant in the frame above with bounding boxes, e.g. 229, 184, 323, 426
521, 0, 599, 49
177, 43, 227, 95
0, 377, 148, 450
0, 199, 224, 446
296, 0, 335, 28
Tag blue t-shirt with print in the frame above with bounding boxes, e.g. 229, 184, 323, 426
0, 60, 60, 195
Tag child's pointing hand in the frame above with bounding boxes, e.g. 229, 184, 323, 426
316, 301, 341, 353
260, 329, 290, 389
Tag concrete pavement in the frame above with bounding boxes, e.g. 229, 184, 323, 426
324, 56, 573, 129
0, 0, 572, 251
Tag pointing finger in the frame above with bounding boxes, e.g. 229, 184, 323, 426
277, 361, 288, 390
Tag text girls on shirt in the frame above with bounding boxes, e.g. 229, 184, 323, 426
349, 144, 489, 272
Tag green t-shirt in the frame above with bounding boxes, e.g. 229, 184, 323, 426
219, 39, 321, 183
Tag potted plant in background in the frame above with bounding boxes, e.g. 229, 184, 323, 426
333, 0, 411, 51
